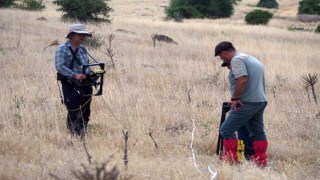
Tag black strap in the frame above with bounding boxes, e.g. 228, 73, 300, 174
68, 47, 82, 69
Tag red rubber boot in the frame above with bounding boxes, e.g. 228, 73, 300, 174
222, 139, 238, 164
251, 140, 268, 167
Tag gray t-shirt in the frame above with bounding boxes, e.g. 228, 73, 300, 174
229, 52, 267, 102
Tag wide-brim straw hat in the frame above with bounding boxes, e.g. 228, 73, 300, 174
65, 24, 92, 38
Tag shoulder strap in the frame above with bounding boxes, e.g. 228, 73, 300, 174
68, 47, 82, 68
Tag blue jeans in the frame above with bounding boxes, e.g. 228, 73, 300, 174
220, 102, 267, 141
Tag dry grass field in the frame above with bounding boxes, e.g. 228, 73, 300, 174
1, 0, 320, 179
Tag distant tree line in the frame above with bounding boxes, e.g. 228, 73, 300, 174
1, 0, 320, 25
0, 0, 45, 10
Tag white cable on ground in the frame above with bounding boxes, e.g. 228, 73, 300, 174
190, 119, 200, 172
208, 166, 218, 180
190, 119, 217, 179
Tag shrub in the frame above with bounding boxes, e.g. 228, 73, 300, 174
53, 0, 112, 23
287, 27, 313, 32
232, 0, 242, 5
84, 33, 105, 50
17, 0, 45, 11
172, 11, 183, 22
315, 25, 320, 33
166, 5, 204, 19
298, 0, 320, 15
165, 0, 234, 19
0, 0, 15, 8
209, 0, 234, 18
257, 0, 279, 9
245, 10, 273, 25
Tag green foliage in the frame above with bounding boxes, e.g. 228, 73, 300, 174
84, 33, 105, 50
200, 120, 216, 138
209, 0, 234, 18
16, 0, 45, 11
245, 9, 273, 25
298, 0, 320, 15
52, 0, 112, 23
287, 27, 313, 32
232, 0, 242, 4
172, 11, 183, 22
87, 123, 100, 132
165, 0, 234, 20
166, 5, 204, 19
0, 0, 15, 7
315, 24, 320, 33
257, 0, 279, 9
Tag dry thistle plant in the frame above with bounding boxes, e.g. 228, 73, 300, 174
49, 157, 123, 180
122, 130, 129, 170
43, 40, 59, 50
301, 73, 319, 104
105, 34, 116, 69
72, 158, 120, 180
304, 85, 311, 102
81, 134, 93, 165
148, 129, 158, 149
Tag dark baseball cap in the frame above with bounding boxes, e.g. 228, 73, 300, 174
215, 41, 235, 56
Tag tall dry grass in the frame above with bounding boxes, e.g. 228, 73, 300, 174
1, 0, 320, 179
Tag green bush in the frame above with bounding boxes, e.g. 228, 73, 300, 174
287, 27, 312, 32
298, 0, 320, 15
172, 11, 183, 22
84, 33, 105, 50
0, 0, 15, 8
166, 5, 204, 19
315, 25, 320, 33
257, 0, 279, 9
209, 0, 234, 18
245, 9, 273, 25
165, 0, 234, 19
17, 0, 45, 10
232, 0, 242, 5
53, 0, 112, 23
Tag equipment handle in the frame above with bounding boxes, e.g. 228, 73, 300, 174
81, 63, 105, 97
216, 102, 231, 157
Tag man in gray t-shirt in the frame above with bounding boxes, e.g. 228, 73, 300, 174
215, 41, 268, 166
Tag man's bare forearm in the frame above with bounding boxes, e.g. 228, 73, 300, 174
232, 76, 247, 99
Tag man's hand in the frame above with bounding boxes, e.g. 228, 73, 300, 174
74, 74, 86, 80
228, 100, 245, 112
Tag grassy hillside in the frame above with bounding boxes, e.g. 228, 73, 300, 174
1, 0, 320, 179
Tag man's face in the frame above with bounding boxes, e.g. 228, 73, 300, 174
70, 33, 87, 44
218, 51, 226, 60
218, 50, 233, 63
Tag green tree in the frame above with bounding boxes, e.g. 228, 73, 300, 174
232, 0, 242, 5
257, 0, 279, 9
165, 0, 234, 19
315, 24, 320, 33
17, 0, 45, 11
298, 0, 320, 15
53, 0, 112, 22
245, 9, 273, 25
0, 0, 15, 7
209, 0, 234, 18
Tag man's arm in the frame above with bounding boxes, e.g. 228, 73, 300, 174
232, 76, 247, 99
230, 76, 247, 111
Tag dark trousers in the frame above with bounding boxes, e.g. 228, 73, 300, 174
61, 81, 92, 135
220, 102, 267, 141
